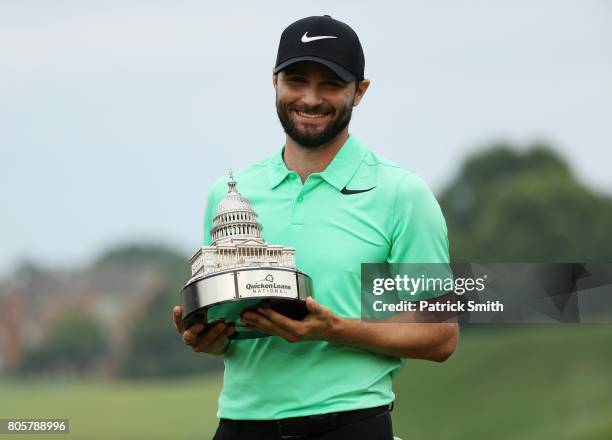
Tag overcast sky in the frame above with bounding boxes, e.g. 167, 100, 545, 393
1, 0, 611, 275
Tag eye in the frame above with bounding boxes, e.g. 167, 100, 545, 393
321, 81, 343, 89
285, 76, 307, 84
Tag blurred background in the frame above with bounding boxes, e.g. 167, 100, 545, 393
1, 1, 611, 439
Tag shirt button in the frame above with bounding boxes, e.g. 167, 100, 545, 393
297, 195, 304, 203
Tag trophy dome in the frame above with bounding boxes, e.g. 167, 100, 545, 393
211, 170, 264, 245
216, 185, 252, 212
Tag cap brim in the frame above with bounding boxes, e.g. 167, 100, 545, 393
274, 56, 355, 82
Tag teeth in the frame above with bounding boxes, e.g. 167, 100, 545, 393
295, 110, 327, 119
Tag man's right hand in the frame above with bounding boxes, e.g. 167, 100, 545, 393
172, 306, 235, 356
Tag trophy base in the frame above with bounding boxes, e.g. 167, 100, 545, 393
180, 267, 313, 340
182, 297, 309, 340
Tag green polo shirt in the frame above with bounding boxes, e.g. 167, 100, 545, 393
202, 134, 449, 420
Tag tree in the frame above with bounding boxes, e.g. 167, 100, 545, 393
112, 244, 224, 377
439, 143, 612, 261
21, 313, 106, 374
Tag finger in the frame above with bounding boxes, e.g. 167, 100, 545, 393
173, 306, 184, 334
188, 321, 227, 347
243, 312, 300, 342
306, 296, 320, 313
256, 307, 303, 335
306, 297, 324, 314
198, 324, 235, 353
182, 322, 206, 345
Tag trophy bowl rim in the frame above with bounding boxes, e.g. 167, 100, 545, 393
182, 265, 311, 290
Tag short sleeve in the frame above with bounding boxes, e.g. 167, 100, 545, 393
388, 172, 449, 264
203, 191, 215, 246
202, 177, 227, 246
388, 172, 451, 300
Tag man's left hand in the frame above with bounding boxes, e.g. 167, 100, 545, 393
241, 297, 338, 343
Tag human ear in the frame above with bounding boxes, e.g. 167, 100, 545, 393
353, 79, 370, 107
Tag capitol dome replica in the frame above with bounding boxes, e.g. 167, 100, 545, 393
189, 170, 296, 280
180, 170, 311, 339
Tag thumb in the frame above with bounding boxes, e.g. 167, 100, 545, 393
172, 306, 185, 333
306, 297, 322, 314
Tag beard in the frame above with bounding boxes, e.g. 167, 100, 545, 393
275, 92, 354, 148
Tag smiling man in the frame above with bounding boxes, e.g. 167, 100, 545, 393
172, 15, 458, 440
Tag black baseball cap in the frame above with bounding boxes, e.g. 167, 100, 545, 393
274, 15, 365, 82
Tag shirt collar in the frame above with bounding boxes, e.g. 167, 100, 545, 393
268, 146, 291, 189
267, 134, 368, 191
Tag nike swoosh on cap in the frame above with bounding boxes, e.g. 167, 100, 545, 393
301, 32, 338, 43
340, 186, 376, 195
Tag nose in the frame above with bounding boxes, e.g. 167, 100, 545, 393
301, 84, 323, 107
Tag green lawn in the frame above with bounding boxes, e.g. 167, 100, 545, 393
393, 325, 612, 439
0, 376, 222, 439
1, 325, 611, 439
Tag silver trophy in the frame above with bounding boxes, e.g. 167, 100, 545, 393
180, 170, 313, 339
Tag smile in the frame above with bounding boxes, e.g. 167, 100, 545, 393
293, 110, 331, 120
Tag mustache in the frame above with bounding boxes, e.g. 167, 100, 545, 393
289, 105, 334, 115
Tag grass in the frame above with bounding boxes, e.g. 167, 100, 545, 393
0, 377, 222, 439
392, 325, 612, 439
1, 325, 611, 439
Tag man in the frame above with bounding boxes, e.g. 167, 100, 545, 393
172, 15, 458, 439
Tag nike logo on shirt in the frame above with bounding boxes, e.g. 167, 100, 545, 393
340, 186, 376, 195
